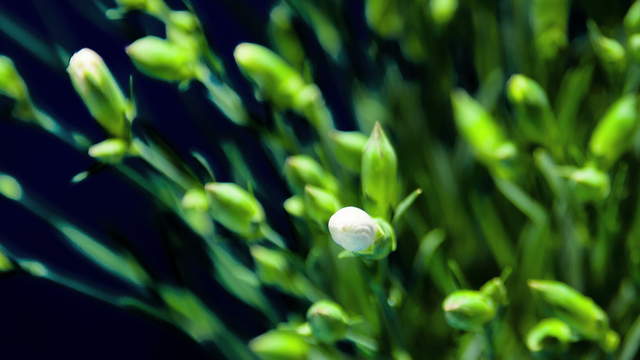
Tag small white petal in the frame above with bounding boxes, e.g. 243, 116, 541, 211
68, 48, 103, 80
328, 206, 377, 252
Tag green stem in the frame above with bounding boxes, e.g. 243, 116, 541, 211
484, 325, 496, 360
13, 256, 167, 321
361, 259, 408, 358
196, 65, 251, 126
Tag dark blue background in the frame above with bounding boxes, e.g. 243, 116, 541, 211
0, 0, 284, 359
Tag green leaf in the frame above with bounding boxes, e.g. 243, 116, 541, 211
533, 149, 568, 199
393, 188, 422, 224
132, 137, 199, 190
412, 228, 446, 275
203, 78, 250, 126
221, 142, 256, 191
159, 286, 256, 360
191, 151, 216, 182
470, 193, 516, 267
447, 259, 469, 290
208, 243, 277, 322
495, 179, 548, 225
338, 250, 357, 259
0, 173, 23, 200
555, 65, 594, 139
0, 7, 60, 68
54, 221, 149, 287
70, 170, 90, 184
8, 181, 150, 287
0, 244, 13, 272
475, 69, 504, 111
620, 315, 640, 360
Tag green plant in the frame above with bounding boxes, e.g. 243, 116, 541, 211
4, 0, 640, 358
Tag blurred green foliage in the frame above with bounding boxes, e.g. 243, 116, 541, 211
3, 0, 640, 359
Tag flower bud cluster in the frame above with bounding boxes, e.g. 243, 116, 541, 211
234, 43, 321, 116
117, 1, 206, 83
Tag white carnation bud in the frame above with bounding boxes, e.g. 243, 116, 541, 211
328, 206, 377, 252
68, 48, 129, 138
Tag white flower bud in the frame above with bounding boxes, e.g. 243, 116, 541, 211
68, 48, 129, 138
328, 206, 377, 252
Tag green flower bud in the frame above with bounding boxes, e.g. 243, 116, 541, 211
628, 34, 640, 62
250, 245, 292, 288
507, 74, 554, 144
328, 206, 396, 260
588, 21, 626, 77
234, 43, 310, 111
0, 247, 13, 273
442, 290, 496, 331
600, 329, 620, 353
304, 185, 341, 224
0, 173, 23, 201
528, 280, 609, 340
88, 138, 129, 163
284, 155, 337, 193
451, 90, 517, 177
181, 188, 210, 212
20, 260, 48, 277
115, 0, 148, 10
250, 330, 310, 360
166, 11, 201, 52
480, 277, 508, 306
184, 211, 213, 236
625, 1, 640, 35
526, 318, 573, 354
399, 31, 427, 63
563, 166, 610, 202
531, 0, 569, 60
126, 36, 198, 82
0, 56, 28, 101
306, 300, 349, 343
329, 130, 368, 172
269, 3, 305, 72
204, 182, 265, 239
250, 246, 314, 297
283, 195, 305, 217
365, 0, 403, 38
108, 0, 169, 18
0, 56, 34, 120
291, 85, 333, 130
589, 95, 638, 167
430, 0, 458, 28
168, 11, 198, 33
360, 217, 396, 260
362, 122, 398, 219
67, 48, 129, 138
507, 74, 550, 109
